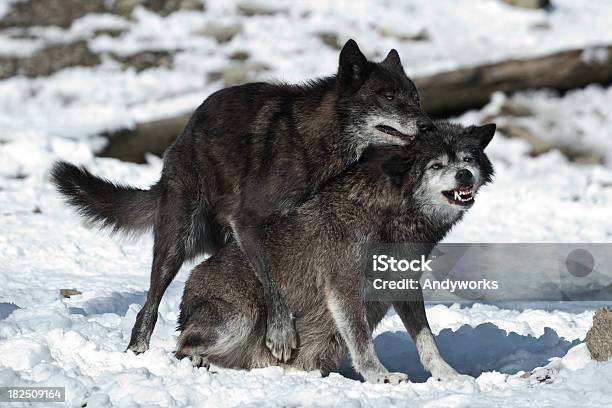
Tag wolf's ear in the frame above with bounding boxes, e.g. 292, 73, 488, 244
338, 39, 368, 85
466, 123, 496, 149
382, 156, 411, 187
381, 49, 402, 71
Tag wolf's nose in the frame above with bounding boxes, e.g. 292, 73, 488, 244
455, 169, 473, 184
417, 118, 435, 133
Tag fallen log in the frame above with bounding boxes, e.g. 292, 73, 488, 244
100, 44, 612, 163
415, 44, 612, 116
99, 113, 191, 163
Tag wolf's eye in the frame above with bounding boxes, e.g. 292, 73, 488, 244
430, 163, 443, 170
463, 157, 473, 163
383, 94, 394, 101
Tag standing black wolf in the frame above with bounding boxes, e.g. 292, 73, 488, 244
50, 40, 435, 357
176, 122, 496, 383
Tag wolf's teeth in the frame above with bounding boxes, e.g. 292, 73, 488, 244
454, 191, 461, 200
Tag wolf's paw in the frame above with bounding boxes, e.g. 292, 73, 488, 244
432, 369, 472, 382
126, 340, 149, 355
190, 355, 210, 370
370, 372, 409, 385
522, 367, 557, 384
265, 310, 297, 362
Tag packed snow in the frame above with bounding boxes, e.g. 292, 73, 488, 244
1, 0, 612, 406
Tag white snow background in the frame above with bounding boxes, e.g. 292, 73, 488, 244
1, 0, 612, 406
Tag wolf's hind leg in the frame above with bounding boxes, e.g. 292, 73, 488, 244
393, 291, 471, 381
128, 191, 190, 354
176, 301, 225, 365
176, 298, 274, 369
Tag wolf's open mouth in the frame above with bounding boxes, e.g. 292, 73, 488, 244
442, 185, 475, 206
375, 125, 415, 141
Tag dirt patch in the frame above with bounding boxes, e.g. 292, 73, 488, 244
0, 0, 106, 29
0, 41, 101, 80
112, 50, 174, 71
0, 0, 206, 29
113, 0, 205, 17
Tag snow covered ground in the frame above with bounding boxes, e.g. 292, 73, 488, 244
1, 0, 612, 406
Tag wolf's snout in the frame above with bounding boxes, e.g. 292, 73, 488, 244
455, 169, 473, 184
417, 117, 435, 133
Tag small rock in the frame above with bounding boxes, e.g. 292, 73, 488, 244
199, 23, 242, 43
229, 51, 250, 61
501, 0, 551, 9
586, 306, 612, 361
60, 289, 82, 298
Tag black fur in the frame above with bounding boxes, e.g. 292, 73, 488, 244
50, 162, 161, 233
176, 122, 496, 383
50, 40, 434, 356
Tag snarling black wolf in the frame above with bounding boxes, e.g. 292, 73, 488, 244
176, 122, 496, 383
50, 39, 435, 356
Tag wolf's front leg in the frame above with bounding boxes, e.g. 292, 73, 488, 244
393, 291, 470, 381
326, 284, 408, 384
230, 215, 297, 363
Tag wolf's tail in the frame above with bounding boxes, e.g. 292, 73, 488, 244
50, 161, 161, 234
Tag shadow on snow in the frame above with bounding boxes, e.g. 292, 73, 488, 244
338, 323, 581, 382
